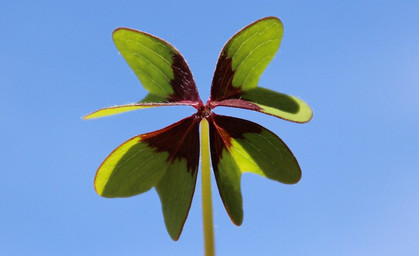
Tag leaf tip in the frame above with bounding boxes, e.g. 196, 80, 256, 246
81, 114, 93, 120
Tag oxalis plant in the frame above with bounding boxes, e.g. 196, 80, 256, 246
85, 16, 312, 255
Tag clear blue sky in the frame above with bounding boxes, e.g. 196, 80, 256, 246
1, 1, 418, 255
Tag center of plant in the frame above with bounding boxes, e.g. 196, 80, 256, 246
196, 104, 212, 119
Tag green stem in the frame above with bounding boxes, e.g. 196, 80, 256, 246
201, 119, 215, 256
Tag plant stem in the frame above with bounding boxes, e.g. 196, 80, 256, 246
201, 118, 215, 256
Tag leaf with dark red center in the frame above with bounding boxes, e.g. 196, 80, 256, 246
210, 17, 283, 101
211, 87, 313, 123
84, 28, 202, 120
208, 17, 312, 123
209, 114, 301, 225
94, 115, 201, 240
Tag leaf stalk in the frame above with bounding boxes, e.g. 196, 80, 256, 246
201, 119, 215, 256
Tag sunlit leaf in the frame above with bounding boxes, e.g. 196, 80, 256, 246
94, 115, 200, 240
209, 114, 301, 224
210, 17, 283, 101
209, 17, 313, 122
113, 28, 201, 103
85, 28, 202, 120
83, 101, 193, 120
212, 87, 312, 123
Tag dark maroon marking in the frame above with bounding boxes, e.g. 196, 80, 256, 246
168, 54, 202, 104
210, 98, 262, 112
141, 115, 201, 174
208, 119, 225, 170
210, 51, 243, 101
208, 114, 262, 168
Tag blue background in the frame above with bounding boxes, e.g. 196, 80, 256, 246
1, 1, 418, 255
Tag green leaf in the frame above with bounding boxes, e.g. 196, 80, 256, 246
85, 28, 202, 120
226, 18, 283, 91
94, 115, 200, 240
83, 101, 192, 120
209, 17, 313, 123
155, 160, 197, 240
83, 103, 155, 120
213, 87, 313, 123
113, 28, 201, 103
94, 135, 167, 197
210, 17, 283, 101
209, 114, 301, 225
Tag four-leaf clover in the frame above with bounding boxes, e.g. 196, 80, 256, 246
85, 17, 312, 240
